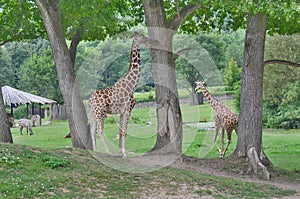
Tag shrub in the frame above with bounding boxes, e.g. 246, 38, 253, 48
224, 59, 241, 91
42, 156, 70, 169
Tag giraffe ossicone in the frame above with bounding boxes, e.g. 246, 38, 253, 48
195, 80, 238, 157
88, 32, 158, 158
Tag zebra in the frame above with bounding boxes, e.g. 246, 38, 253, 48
18, 119, 33, 135
31, 114, 40, 127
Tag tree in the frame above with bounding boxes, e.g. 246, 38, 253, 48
233, 12, 269, 163
263, 34, 300, 128
195, 34, 226, 70
0, 1, 45, 46
36, 0, 94, 149
1, 0, 139, 149
142, 0, 200, 154
0, 46, 14, 86
35, 0, 144, 149
0, 88, 13, 143
227, 1, 299, 172
224, 58, 241, 91
18, 47, 63, 103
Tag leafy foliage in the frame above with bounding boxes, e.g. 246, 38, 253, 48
263, 34, 300, 129
42, 155, 70, 169
0, 0, 45, 44
0, 46, 14, 86
224, 58, 241, 91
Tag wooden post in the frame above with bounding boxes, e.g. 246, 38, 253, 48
39, 103, 42, 125
26, 103, 29, 119
10, 105, 13, 117
31, 102, 35, 115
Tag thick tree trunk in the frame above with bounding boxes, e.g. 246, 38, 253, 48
232, 13, 271, 166
143, 0, 182, 154
36, 0, 92, 150
189, 92, 203, 105
0, 88, 13, 143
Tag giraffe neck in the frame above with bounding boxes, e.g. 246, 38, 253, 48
199, 84, 221, 111
129, 42, 141, 71
121, 41, 141, 94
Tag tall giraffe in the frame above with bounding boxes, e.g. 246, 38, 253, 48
88, 32, 157, 158
195, 81, 238, 157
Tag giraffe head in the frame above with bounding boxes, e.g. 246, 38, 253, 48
195, 80, 206, 92
133, 32, 159, 48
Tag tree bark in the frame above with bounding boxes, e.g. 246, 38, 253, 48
0, 88, 13, 143
69, 29, 81, 67
143, 0, 181, 154
232, 12, 271, 166
36, 0, 92, 150
142, 0, 199, 154
189, 92, 203, 106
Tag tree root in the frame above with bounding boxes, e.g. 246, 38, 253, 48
247, 146, 270, 180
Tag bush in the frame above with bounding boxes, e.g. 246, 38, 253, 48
224, 59, 241, 91
8, 105, 27, 119
263, 81, 300, 129
42, 156, 70, 169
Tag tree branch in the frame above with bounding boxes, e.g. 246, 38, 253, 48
264, 59, 300, 68
168, 4, 201, 31
173, 47, 192, 62
69, 29, 82, 67
0, 32, 24, 46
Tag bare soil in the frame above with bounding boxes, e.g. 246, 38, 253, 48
169, 155, 300, 199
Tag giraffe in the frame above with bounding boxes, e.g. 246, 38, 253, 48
195, 81, 238, 157
88, 32, 157, 158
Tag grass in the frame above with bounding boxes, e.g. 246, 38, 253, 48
0, 143, 297, 199
4, 100, 300, 198
134, 86, 234, 102
9, 101, 300, 171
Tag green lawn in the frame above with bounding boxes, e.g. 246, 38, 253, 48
3, 101, 300, 198
1, 143, 296, 199
10, 101, 300, 171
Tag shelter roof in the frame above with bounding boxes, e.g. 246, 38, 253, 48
1, 85, 56, 106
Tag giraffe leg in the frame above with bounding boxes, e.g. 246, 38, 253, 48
119, 111, 131, 158
221, 130, 233, 158
96, 119, 110, 155
221, 127, 225, 152
213, 116, 222, 156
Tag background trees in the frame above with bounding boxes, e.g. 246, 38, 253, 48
1, 0, 299, 166
223, 1, 299, 167
264, 34, 300, 129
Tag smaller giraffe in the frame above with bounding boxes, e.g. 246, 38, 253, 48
195, 81, 238, 157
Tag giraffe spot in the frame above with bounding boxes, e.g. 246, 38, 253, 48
126, 87, 132, 93
133, 57, 138, 63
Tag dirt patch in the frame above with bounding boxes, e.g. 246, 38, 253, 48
170, 155, 300, 199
